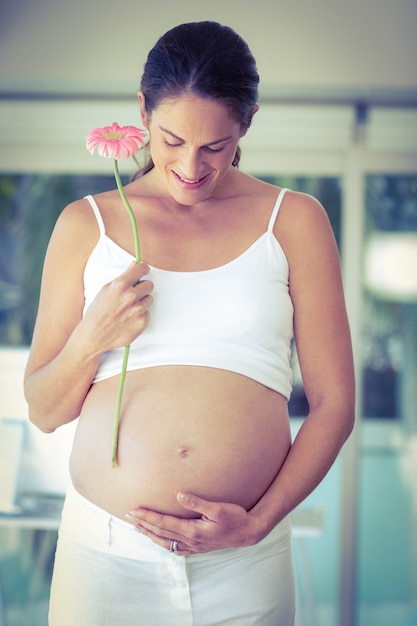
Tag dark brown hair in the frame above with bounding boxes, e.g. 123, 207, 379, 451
136, 21, 259, 175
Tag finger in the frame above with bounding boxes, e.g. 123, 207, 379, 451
163, 537, 199, 556
120, 261, 150, 286
177, 492, 223, 521
127, 508, 190, 535
128, 517, 198, 555
126, 508, 207, 547
166, 538, 196, 557
138, 522, 223, 555
141, 529, 202, 556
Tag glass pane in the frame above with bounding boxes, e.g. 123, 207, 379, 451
0, 527, 56, 626
359, 173, 417, 626
362, 174, 417, 421
0, 174, 123, 346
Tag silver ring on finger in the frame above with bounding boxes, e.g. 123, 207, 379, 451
169, 539, 178, 553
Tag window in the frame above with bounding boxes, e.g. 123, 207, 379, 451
0, 174, 124, 346
362, 174, 417, 420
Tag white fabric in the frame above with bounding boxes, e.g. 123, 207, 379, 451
49, 484, 295, 625
83, 189, 294, 398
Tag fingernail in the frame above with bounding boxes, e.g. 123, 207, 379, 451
126, 511, 143, 520
177, 492, 189, 503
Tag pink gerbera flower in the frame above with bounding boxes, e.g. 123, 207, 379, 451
86, 121, 147, 467
86, 122, 147, 160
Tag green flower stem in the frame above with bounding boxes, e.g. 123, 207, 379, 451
112, 158, 141, 468
112, 344, 130, 467
114, 159, 141, 262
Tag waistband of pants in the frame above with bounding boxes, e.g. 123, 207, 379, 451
59, 482, 292, 563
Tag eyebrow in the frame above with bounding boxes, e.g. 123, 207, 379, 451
159, 126, 233, 146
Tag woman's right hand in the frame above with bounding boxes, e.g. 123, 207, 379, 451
83, 261, 154, 354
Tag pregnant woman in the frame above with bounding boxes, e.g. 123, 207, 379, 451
24, 20, 355, 626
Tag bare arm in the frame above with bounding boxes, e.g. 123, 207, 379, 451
127, 191, 355, 553
249, 191, 355, 533
24, 199, 153, 433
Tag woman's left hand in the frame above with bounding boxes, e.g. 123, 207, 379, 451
126, 493, 263, 555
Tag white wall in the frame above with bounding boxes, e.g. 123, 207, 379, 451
1, 0, 416, 97
0, 348, 75, 496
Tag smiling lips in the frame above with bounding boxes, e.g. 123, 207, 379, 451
181, 176, 201, 184
174, 171, 209, 186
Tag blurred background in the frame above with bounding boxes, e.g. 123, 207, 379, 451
0, 1, 416, 625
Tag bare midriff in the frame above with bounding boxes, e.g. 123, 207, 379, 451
70, 365, 291, 521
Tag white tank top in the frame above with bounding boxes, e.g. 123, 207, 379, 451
83, 189, 294, 398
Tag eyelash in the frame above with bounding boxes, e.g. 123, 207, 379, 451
205, 146, 225, 153
163, 139, 224, 153
163, 139, 180, 148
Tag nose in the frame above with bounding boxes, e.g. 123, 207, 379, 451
178, 148, 202, 180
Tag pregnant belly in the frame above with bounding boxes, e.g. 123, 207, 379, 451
70, 367, 291, 521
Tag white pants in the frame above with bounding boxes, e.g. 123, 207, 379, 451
49, 483, 295, 625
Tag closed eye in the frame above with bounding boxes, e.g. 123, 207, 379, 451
164, 139, 225, 153
163, 138, 182, 148
204, 145, 225, 153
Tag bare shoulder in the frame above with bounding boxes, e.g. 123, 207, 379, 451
47, 196, 104, 264
275, 190, 337, 262
32, 197, 104, 324
275, 189, 344, 314
279, 189, 331, 231
38, 196, 102, 312
54, 196, 99, 234
25, 197, 102, 374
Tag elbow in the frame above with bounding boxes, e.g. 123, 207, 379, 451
27, 407, 57, 434
344, 408, 356, 442
24, 378, 57, 433
25, 389, 57, 434
25, 391, 80, 433
340, 395, 356, 444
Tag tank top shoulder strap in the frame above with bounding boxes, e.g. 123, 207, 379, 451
267, 188, 288, 233
84, 195, 106, 237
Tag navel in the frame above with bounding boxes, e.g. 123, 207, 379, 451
177, 446, 191, 459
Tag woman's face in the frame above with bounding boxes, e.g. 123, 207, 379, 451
139, 93, 248, 205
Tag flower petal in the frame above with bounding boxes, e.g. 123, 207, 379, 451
86, 123, 147, 159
